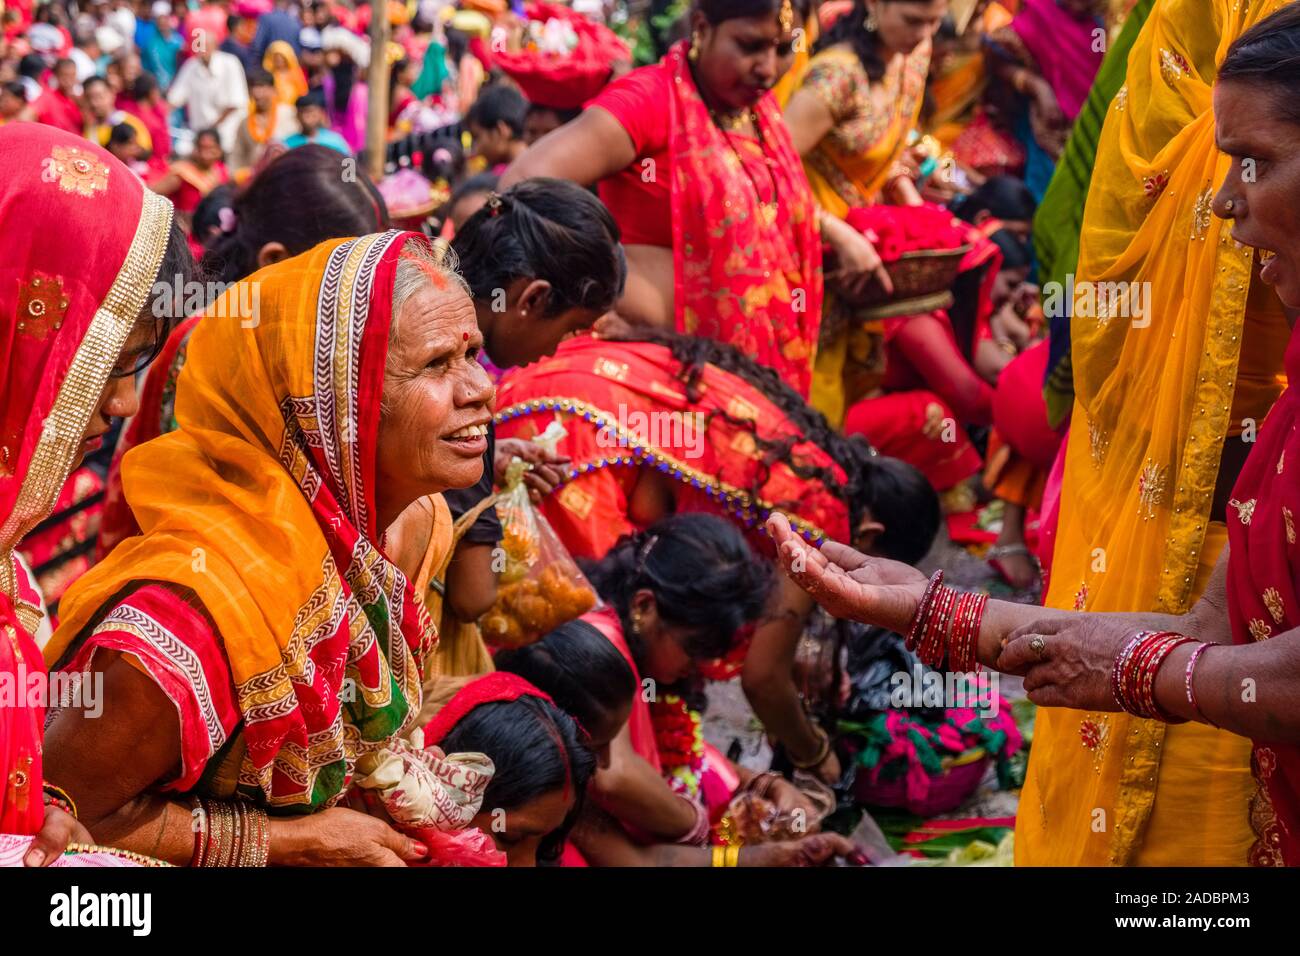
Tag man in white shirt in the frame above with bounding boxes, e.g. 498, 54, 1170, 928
167, 46, 249, 153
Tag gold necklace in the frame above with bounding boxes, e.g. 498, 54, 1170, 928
709, 110, 780, 228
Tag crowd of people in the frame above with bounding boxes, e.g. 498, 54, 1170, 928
2, 0, 1300, 871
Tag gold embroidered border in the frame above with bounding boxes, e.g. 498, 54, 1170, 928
1154, 232, 1250, 614
0, 189, 172, 560
1109, 215, 1251, 865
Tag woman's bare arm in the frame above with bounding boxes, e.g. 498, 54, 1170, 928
590, 720, 698, 840
499, 107, 638, 189
783, 87, 836, 156
741, 577, 835, 775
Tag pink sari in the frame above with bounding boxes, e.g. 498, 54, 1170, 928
0, 125, 173, 837
1224, 327, 1300, 866
1009, 0, 1104, 120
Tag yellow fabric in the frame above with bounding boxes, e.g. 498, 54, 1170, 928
795, 40, 929, 424
792, 40, 931, 220
48, 234, 433, 807
1022, 0, 1290, 866
421, 502, 495, 681
772, 12, 820, 109
263, 40, 309, 106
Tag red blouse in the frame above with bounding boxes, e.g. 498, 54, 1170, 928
587, 61, 673, 248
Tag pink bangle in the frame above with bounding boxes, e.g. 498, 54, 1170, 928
1185, 642, 1217, 728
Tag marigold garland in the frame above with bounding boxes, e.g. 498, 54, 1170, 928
650, 693, 705, 799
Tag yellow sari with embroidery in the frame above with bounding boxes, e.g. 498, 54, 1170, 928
792, 39, 931, 220
1023, 0, 1290, 866
791, 40, 932, 424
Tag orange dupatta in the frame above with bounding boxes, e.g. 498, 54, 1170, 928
50, 232, 452, 813
1025, 0, 1289, 866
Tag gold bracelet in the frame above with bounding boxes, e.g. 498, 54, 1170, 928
725, 845, 741, 867
711, 845, 727, 868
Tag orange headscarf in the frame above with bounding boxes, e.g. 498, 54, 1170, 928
263, 39, 309, 105
51, 232, 446, 811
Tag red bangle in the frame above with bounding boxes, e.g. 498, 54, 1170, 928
917, 585, 957, 666
1111, 630, 1193, 720
949, 591, 987, 673
905, 571, 944, 652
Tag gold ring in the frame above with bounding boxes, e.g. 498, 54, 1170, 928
1029, 635, 1047, 658
1224, 199, 1235, 212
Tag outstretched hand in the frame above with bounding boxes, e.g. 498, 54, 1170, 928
766, 514, 928, 633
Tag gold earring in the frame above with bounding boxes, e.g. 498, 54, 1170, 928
865, 5, 879, 31
631, 612, 643, 635
689, 31, 701, 61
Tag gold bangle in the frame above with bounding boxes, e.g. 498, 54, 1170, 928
711, 845, 727, 868
725, 845, 741, 867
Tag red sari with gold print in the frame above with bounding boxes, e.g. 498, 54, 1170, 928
1225, 327, 1300, 866
494, 335, 851, 563
665, 42, 823, 397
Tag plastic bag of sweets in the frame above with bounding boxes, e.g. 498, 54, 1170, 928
480, 439, 598, 648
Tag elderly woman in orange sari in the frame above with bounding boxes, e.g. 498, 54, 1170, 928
494, 326, 939, 787
41, 232, 501, 866
502, 0, 880, 399
1, 125, 193, 865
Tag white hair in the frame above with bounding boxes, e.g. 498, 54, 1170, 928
391, 236, 469, 338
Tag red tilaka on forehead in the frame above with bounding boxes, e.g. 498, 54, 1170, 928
463, 331, 470, 341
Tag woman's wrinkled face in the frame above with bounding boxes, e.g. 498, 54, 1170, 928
377, 280, 496, 512
471, 787, 574, 866
1213, 80, 1300, 309
697, 15, 796, 110
875, 0, 948, 57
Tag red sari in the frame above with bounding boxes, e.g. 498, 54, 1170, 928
593, 44, 823, 395
493, 335, 852, 562
1, 126, 174, 834
1224, 326, 1300, 866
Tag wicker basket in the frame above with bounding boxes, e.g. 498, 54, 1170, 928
833, 243, 971, 321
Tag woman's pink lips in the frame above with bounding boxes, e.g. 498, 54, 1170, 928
441, 434, 488, 457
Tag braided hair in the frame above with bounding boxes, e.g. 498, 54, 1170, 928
451, 177, 627, 318
605, 326, 940, 564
